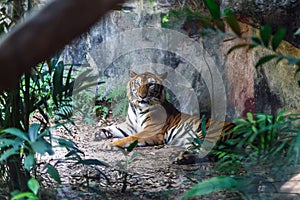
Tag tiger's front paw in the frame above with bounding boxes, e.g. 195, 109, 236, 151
102, 141, 120, 151
95, 128, 113, 141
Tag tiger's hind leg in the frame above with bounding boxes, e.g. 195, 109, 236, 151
173, 151, 218, 165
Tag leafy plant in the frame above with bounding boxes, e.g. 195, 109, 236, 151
94, 104, 109, 118
72, 69, 105, 123
73, 157, 110, 191
73, 89, 98, 124
63, 144, 110, 199
0, 0, 110, 196
11, 178, 39, 200
0, 123, 81, 189
114, 140, 142, 192
183, 176, 239, 199
0, 124, 53, 170
0, 44, 94, 194
183, 110, 299, 198
218, 111, 300, 168
108, 86, 128, 117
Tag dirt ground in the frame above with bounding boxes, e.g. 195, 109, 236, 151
39, 116, 241, 200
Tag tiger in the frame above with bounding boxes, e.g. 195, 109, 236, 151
97, 70, 235, 163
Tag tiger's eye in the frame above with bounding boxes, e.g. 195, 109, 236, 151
147, 83, 155, 88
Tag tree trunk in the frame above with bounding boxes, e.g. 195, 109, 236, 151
6, 0, 30, 193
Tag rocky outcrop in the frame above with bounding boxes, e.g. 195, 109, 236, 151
66, 0, 300, 120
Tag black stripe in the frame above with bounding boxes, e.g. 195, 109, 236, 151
166, 127, 176, 143
141, 116, 151, 127
127, 124, 136, 133
130, 103, 137, 116
117, 127, 129, 137
144, 141, 150, 146
139, 109, 149, 115
223, 123, 235, 132
195, 120, 202, 133
170, 125, 184, 142
127, 114, 134, 126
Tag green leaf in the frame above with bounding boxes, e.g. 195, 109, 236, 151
4, 128, 29, 142
64, 149, 84, 159
128, 152, 143, 163
294, 28, 300, 35
46, 164, 61, 184
260, 24, 272, 47
24, 154, 35, 171
27, 178, 39, 195
224, 9, 241, 37
252, 37, 262, 46
284, 56, 300, 66
126, 140, 138, 152
0, 23, 5, 35
293, 130, 300, 165
28, 124, 41, 142
255, 55, 277, 68
31, 140, 53, 155
247, 113, 255, 123
0, 138, 19, 148
227, 44, 249, 55
51, 53, 60, 68
57, 138, 77, 149
76, 159, 109, 167
276, 56, 284, 65
52, 61, 64, 106
215, 19, 225, 32
204, 0, 220, 19
0, 148, 19, 161
233, 118, 248, 124
201, 115, 207, 138
275, 110, 286, 122
251, 126, 258, 134
65, 65, 74, 95
11, 192, 37, 200
272, 28, 286, 51
115, 146, 129, 156
183, 176, 238, 199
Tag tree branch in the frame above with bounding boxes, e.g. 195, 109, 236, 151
0, 0, 125, 93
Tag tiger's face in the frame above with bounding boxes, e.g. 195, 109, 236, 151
127, 71, 168, 107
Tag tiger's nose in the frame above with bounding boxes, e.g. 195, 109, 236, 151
139, 93, 147, 99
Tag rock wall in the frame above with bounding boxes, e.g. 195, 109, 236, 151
65, 0, 299, 120
254, 41, 300, 115
68, 0, 220, 118
221, 23, 255, 119
222, 22, 300, 117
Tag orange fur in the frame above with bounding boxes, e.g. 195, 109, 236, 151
100, 71, 234, 151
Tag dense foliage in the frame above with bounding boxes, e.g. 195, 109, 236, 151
161, 0, 300, 198
0, 1, 103, 198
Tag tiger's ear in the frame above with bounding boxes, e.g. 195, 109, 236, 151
158, 72, 168, 80
129, 70, 138, 78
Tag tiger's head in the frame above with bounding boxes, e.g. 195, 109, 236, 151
127, 71, 168, 108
